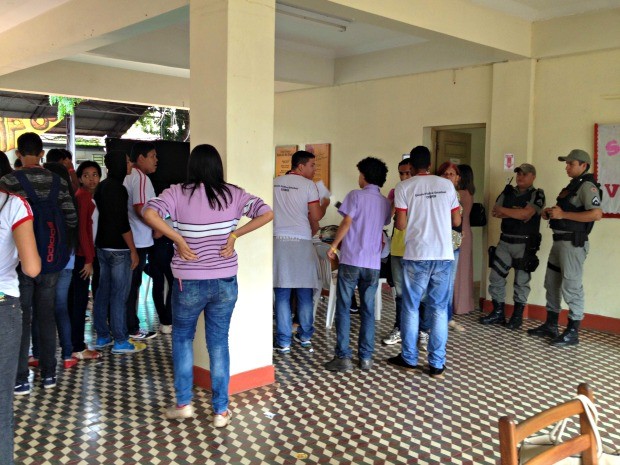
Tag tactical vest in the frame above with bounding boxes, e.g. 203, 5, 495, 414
550, 173, 601, 234
500, 186, 541, 236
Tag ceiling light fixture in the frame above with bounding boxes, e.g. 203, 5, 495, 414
276, 2, 353, 32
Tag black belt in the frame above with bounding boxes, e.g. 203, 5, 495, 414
552, 232, 588, 242
500, 234, 528, 244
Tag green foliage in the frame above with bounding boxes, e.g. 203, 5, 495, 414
137, 107, 189, 142
48, 95, 83, 119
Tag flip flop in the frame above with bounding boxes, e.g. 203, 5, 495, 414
72, 349, 102, 360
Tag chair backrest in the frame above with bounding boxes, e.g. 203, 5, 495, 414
314, 242, 333, 291
498, 383, 598, 465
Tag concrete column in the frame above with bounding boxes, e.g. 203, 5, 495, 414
189, 0, 275, 392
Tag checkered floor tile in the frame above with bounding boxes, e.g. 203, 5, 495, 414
14, 284, 620, 464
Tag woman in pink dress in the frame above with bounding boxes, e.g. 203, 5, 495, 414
453, 164, 476, 317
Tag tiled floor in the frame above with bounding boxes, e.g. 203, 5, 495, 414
14, 285, 620, 464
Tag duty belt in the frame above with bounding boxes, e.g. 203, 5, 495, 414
500, 234, 528, 244
552, 232, 588, 242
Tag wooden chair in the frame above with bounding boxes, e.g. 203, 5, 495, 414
498, 383, 598, 465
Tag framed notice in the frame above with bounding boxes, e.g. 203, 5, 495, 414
275, 145, 298, 177
594, 123, 620, 218
305, 143, 331, 190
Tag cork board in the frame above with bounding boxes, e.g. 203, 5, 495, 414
275, 145, 298, 176
305, 143, 330, 190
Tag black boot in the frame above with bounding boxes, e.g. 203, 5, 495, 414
480, 300, 505, 325
505, 303, 525, 330
550, 319, 580, 347
527, 311, 559, 338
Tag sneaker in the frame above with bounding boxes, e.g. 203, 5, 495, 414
63, 357, 78, 369
111, 340, 146, 355
28, 356, 39, 368
448, 320, 465, 331
94, 336, 113, 349
273, 344, 291, 354
130, 329, 158, 340
418, 331, 430, 352
160, 325, 172, 335
42, 376, 57, 389
14, 383, 31, 396
382, 328, 402, 345
386, 353, 419, 370
429, 365, 445, 379
165, 404, 194, 420
324, 357, 353, 372
213, 409, 232, 428
293, 335, 312, 350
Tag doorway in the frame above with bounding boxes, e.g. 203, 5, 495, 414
427, 124, 487, 309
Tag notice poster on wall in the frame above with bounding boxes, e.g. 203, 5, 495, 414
595, 123, 620, 218
305, 143, 330, 190
275, 145, 298, 177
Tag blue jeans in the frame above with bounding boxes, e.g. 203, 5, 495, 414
32, 268, 74, 360
335, 264, 379, 360
274, 288, 314, 347
0, 295, 21, 465
126, 247, 148, 335
390, 256, 404, 330
93, 249, 131, 343
172, 277, 237, 414
401, 260, 452, 369
420, 249, 460, 332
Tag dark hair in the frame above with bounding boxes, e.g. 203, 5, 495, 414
76, 160, 102, 179
104, 151, 129, 181
398, 159, 412, 168
291, 150, 315, 170
43, 162, 77, 252
436, 161, 460, 177
130, 141, 156, 163
13, 158, 22, 169
357, 157, 388, 188
0, 151, 13, 178
17, 132, 43, 156
457, 164, 476, 195
409, 145, 431, 170
182, 144, 235, 210
46, 148, 70, 163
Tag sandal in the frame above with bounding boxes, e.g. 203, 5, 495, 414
72, 349, 102, 360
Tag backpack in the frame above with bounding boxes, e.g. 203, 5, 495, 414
13, 170, 70, 274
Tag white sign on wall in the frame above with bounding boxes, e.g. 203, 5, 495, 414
595, 123, 620, 218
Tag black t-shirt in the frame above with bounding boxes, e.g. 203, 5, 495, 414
94, 178, 131, 249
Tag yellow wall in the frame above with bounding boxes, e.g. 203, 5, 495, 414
275, 48, 620, 319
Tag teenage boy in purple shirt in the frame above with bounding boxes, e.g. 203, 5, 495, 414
324, 157, 391, 372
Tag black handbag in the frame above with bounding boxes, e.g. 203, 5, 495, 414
470, 203, 487, 227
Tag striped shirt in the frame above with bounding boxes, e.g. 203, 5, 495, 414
144, 183, 272, 280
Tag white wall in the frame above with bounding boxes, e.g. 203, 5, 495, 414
275, 48, 620, 319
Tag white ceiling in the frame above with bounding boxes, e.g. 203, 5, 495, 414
2, 0, 620, 94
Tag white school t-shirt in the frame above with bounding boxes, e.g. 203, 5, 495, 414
123, 167, 155, 248
394, 174, 460, 261
0, 191, 34, 297
273, 173, 320, 240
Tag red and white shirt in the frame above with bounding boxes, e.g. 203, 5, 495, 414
0, 190, 34, 297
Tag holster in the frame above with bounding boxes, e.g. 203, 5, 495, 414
512, 233, 541, 272
572, 231, 587, 247
488, 246, 496, 268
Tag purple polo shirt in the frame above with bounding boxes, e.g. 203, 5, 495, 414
338, 184, 391, 270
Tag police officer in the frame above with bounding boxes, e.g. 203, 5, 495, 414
528, 150, 602, 346
480, 163, 545, 329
